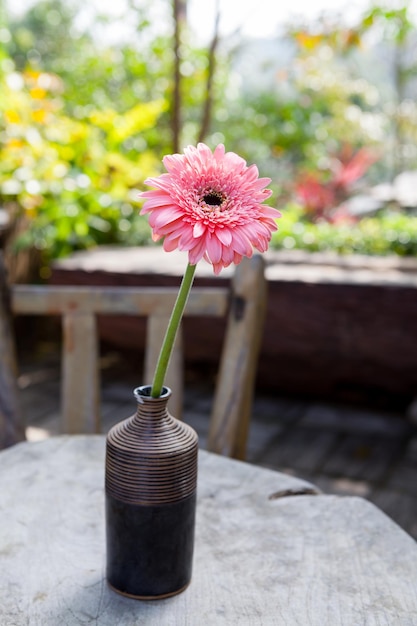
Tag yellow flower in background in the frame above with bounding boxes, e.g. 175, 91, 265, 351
5, 110, 21, 124
32, 109, 47, 124
29, 88, 47, 100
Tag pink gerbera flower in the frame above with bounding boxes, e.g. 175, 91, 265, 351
140, 143, 280, 275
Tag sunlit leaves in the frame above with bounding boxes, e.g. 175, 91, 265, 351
0, 48, 162, 263
89, 100, 167, 144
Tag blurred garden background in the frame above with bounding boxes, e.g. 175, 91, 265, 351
1, 0, 417, 283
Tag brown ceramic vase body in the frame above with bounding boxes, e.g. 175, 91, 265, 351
105, 385, 198, 600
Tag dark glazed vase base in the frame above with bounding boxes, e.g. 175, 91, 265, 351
107, 580, 191, 601
106, 493, 197, 599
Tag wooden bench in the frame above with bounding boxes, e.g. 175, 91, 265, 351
51, 247, 417, 407
0, 252, 267, 459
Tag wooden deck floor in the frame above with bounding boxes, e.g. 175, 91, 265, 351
18, 348, 417, 541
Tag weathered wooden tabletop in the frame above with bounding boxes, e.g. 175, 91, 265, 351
1, 436, 416, 625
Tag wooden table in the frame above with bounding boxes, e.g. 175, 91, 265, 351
1, 436, 417, 625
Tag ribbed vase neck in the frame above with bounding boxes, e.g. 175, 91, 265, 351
132, 385, 172, 428
131, 385, 171, 425
105, 384, 199, 505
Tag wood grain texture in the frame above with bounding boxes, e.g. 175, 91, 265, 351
12, 285, 228, 316
208, 254, 267, 459
0, 436, 416, 625
62, 313, 100, 434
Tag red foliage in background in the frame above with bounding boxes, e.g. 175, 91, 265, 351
295, 146, 379, 223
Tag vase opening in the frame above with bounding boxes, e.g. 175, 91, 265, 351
133, 385, 171, 401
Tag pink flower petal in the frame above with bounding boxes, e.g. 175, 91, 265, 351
229, 228, 254, 256
205, 235, 223, 264
193, 221, 206, 238
188, 237, 208, 265
153, 209, 185, 228
163, 233, 181, 252
216, 228, 233, 246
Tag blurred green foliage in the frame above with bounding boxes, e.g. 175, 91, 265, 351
0, 0, 235, 274
1, 0, 417, 275
274, 204, 417, 257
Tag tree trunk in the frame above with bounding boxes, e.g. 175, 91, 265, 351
198, 7, 220, 143
172, 0, 187, 152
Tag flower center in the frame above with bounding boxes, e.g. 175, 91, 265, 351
200, 190, 225, 212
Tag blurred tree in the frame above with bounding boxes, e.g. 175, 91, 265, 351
280, 3, 417, 179
215, 27, 383, 198
172, 0, 186, 151
358, 4, 417, 176
5, 0, 225, 152
6, 0, 87, 71
1, 0, 229, 276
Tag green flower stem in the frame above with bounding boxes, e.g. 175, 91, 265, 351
151, 262, 197, 398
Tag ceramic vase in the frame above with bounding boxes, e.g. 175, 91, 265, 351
105, 385, 198, 600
